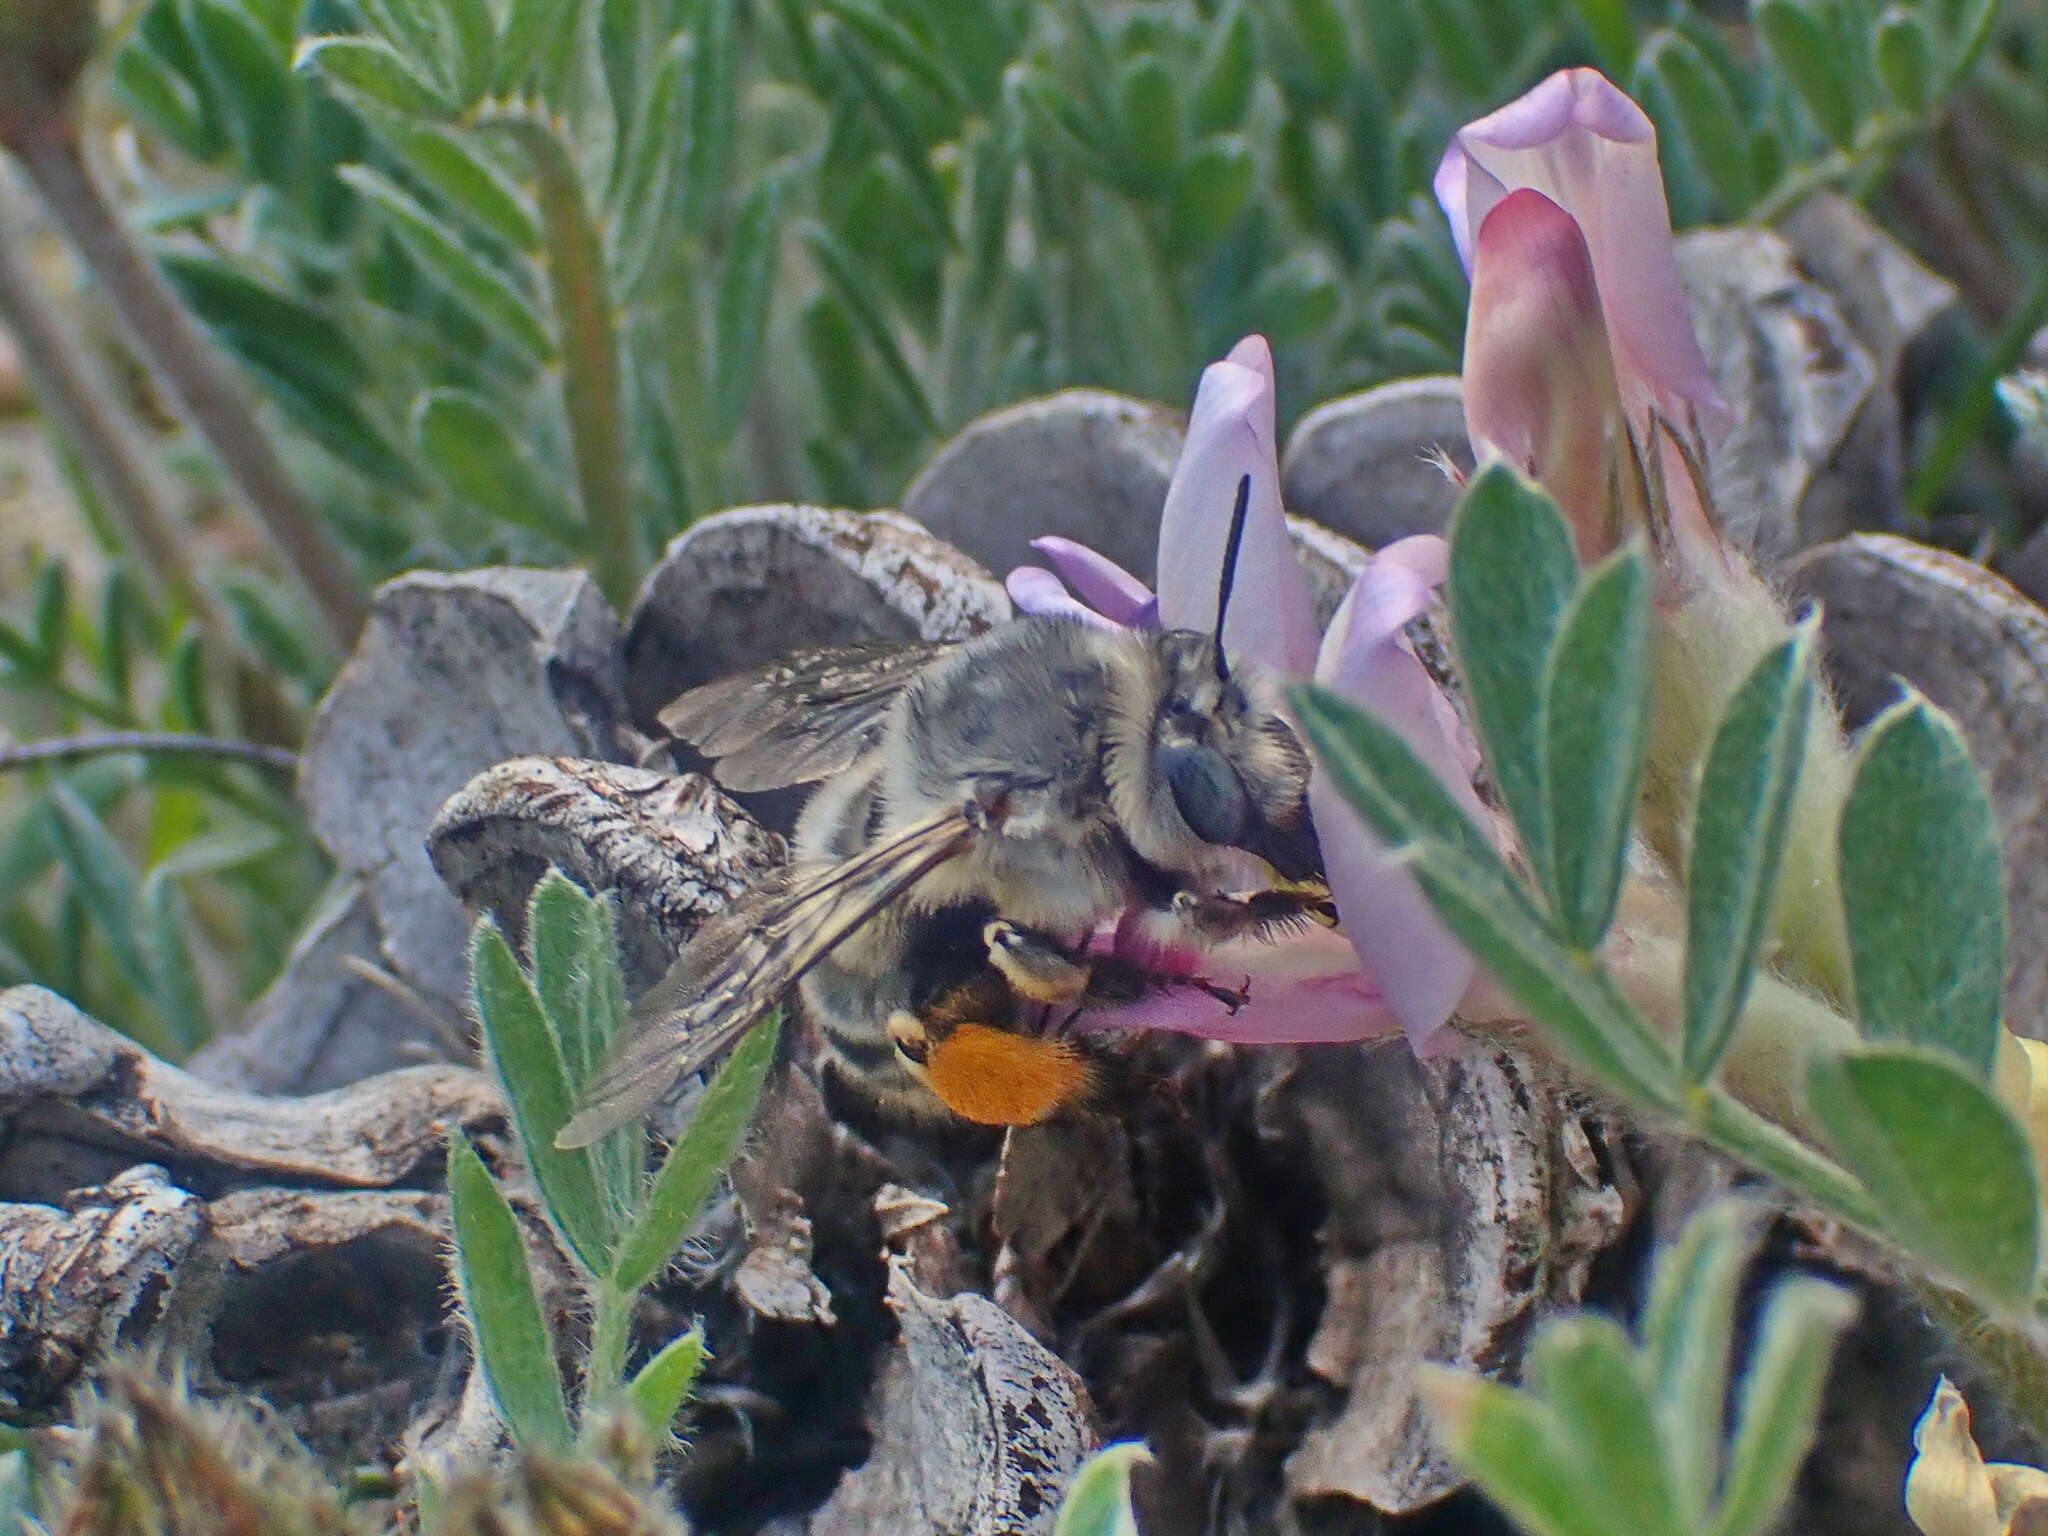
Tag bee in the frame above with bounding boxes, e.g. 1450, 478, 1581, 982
557, 482, 1327, 1148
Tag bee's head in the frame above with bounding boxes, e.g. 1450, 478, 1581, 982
1134, 630, 1322, 884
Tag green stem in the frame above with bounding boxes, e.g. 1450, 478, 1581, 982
486, 112, 637, 612
584, 1281, 634, 1406
1690, 1087, 1884, 1231
6, 117, 365, 650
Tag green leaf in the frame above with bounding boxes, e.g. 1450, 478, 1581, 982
626, 1327, 706, 1442
140, 869, 209, 1056
610, 1013, 781, 1294
1683, 627, 1816, 1082
1295, 685, 1678, 1107
113, 38, 222, 162
446, 1131, 574, 1451
1189, 5, 1255, 134
1708, 1277, 1856, 1536
1540, 545, 1651, 950
1875, 6, 1935, 113
442, 0, 496, 107
496, 0, 559, 93
182, 0, 299, 183
1447, 463, 1582, 898
1169, 135, 1254, 252
1054, 1442, 1149, 1536
1838, 697, 2004, 1077
598, 0, 647, 157
820, 0, 968, 109
711, 177, 786, 436
1116, 55, 1181, 194
526, 872, 636, 1217
611, 34, 687, 294
230, 343, 420, 491
31, 559, 67, 663
471, 921, 619, 1273
825, 21, 953, 242
1426, 1375, 1616, 1536
1753, 0, 1858, 148
801, 221, 937, 432
411, 389, 570, 537
295, 35, 449, 120
1284, 0, 1352, 101
1524, 1317, 1687, 1536
1644, 29, 1755, 214
47, 783, 151, 997
1807, 1047, 2040, 1308
341, 165, 553, 362
156, 250, 367, 386
1238, 252, 1339, 346
680, 0, 739, 231
1642, 1201, 1755, 1526
383, 126, 541, 251
1565, 0, 1636, 76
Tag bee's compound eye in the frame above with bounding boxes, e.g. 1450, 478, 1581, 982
886, 1011, 932, 1066
1156, 740, 1249, 846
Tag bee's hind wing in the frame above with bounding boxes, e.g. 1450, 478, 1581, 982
555, 808, 976, 1148
658, 640, 949, 792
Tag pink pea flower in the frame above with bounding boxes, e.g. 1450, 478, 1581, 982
1435, 68, 1730, 571
1006, 337, 1486, 1053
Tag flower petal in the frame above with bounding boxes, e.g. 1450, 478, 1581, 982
1156, 335, 1320, 678
1066, 921, 1402, 1044
1028, 537, 1157, 626
1311, 546, 1485, 1049
1436, 67, 1727, 436
1004, 566, 1125, 630
1906, 1380, 2001, 1536
1462, 189, 1629, 560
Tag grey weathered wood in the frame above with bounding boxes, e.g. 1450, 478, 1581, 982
902, 389, 1183, 586
1788, 534, 2048, 1037
1676, 228, 1876, 561
1282, 377, 1470, 549
809, 1257, 1098, 1536
298, 568, 629, 1013
428, 757, 786, 994
624, 505, 1010, 728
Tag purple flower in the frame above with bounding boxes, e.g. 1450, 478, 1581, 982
1007, 337, 1485, 1052
1436, 68, 1729, 570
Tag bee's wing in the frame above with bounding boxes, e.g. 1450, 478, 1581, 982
555, 807, 976, 1148
659, 640, 950, 791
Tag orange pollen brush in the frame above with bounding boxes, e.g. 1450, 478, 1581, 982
920, 1023, 1095, 1126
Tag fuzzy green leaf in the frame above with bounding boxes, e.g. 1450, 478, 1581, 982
1189, 5, 1255, 133
1807, 1046, 2040, 1309
157, 250, 366, 386
1753, 0, 1858, 147
182, 0, 299, 184
1054, 1442, 1149, 1536
1295, 685, 1678, 1107
296, 35, 449, 119
1524, 1317, 1687, 1536
1447, 464, 1582, 899
1428, 1375, 1615, 1536
1875, 6, 1935, 113
471, 921, 618, 1273
1683, 626, 1815, 1083
1117, 54, 1182, 193
1839, 696, 2004, 1078
711, 178, 786, 436
47, 783, 150, 997
140, 869, 208, 1056
610, 1013, 781, 1294
113, 38, 222, 161
1708, 1278, 1857, 1536
340, 165, 553, 362
411, 389, 570, 537
383, 126, 541, 250
446, 1131, 573, 1452
626, 1328, 706, 1442
1169, 135, 1254, 251
1540, 545, 1652, 949
1644, 29, 1754, 213
1643, 1201, 1756, 1526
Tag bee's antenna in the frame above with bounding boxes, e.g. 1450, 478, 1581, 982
1213, 473, 1253, 682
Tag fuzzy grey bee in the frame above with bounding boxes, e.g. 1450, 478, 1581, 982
557, 486, 1329, 1146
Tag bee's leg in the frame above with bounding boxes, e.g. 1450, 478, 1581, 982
1168, 884, 1335, 943
981, 919, 1094, 1005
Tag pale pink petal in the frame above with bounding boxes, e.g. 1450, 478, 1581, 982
1435, 67, 1727, 437
1155, 336, 1320, 678
1067, 922, 1402, 1044
1005, 566, 1126, 630
1027, 537, 1157, 626
1310, 552, 1486, 1050
1462, 190, 1627, 560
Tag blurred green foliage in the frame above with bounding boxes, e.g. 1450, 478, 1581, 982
0, 0, 2043, 1046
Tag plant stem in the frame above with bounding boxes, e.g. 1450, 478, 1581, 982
0, 731, 297, 775
585, 1281, 634, 1405
0, 190, 222, 641
1691, 1087, 1883, 1231
486, 113, 637, 613
5, 118, 365, 650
